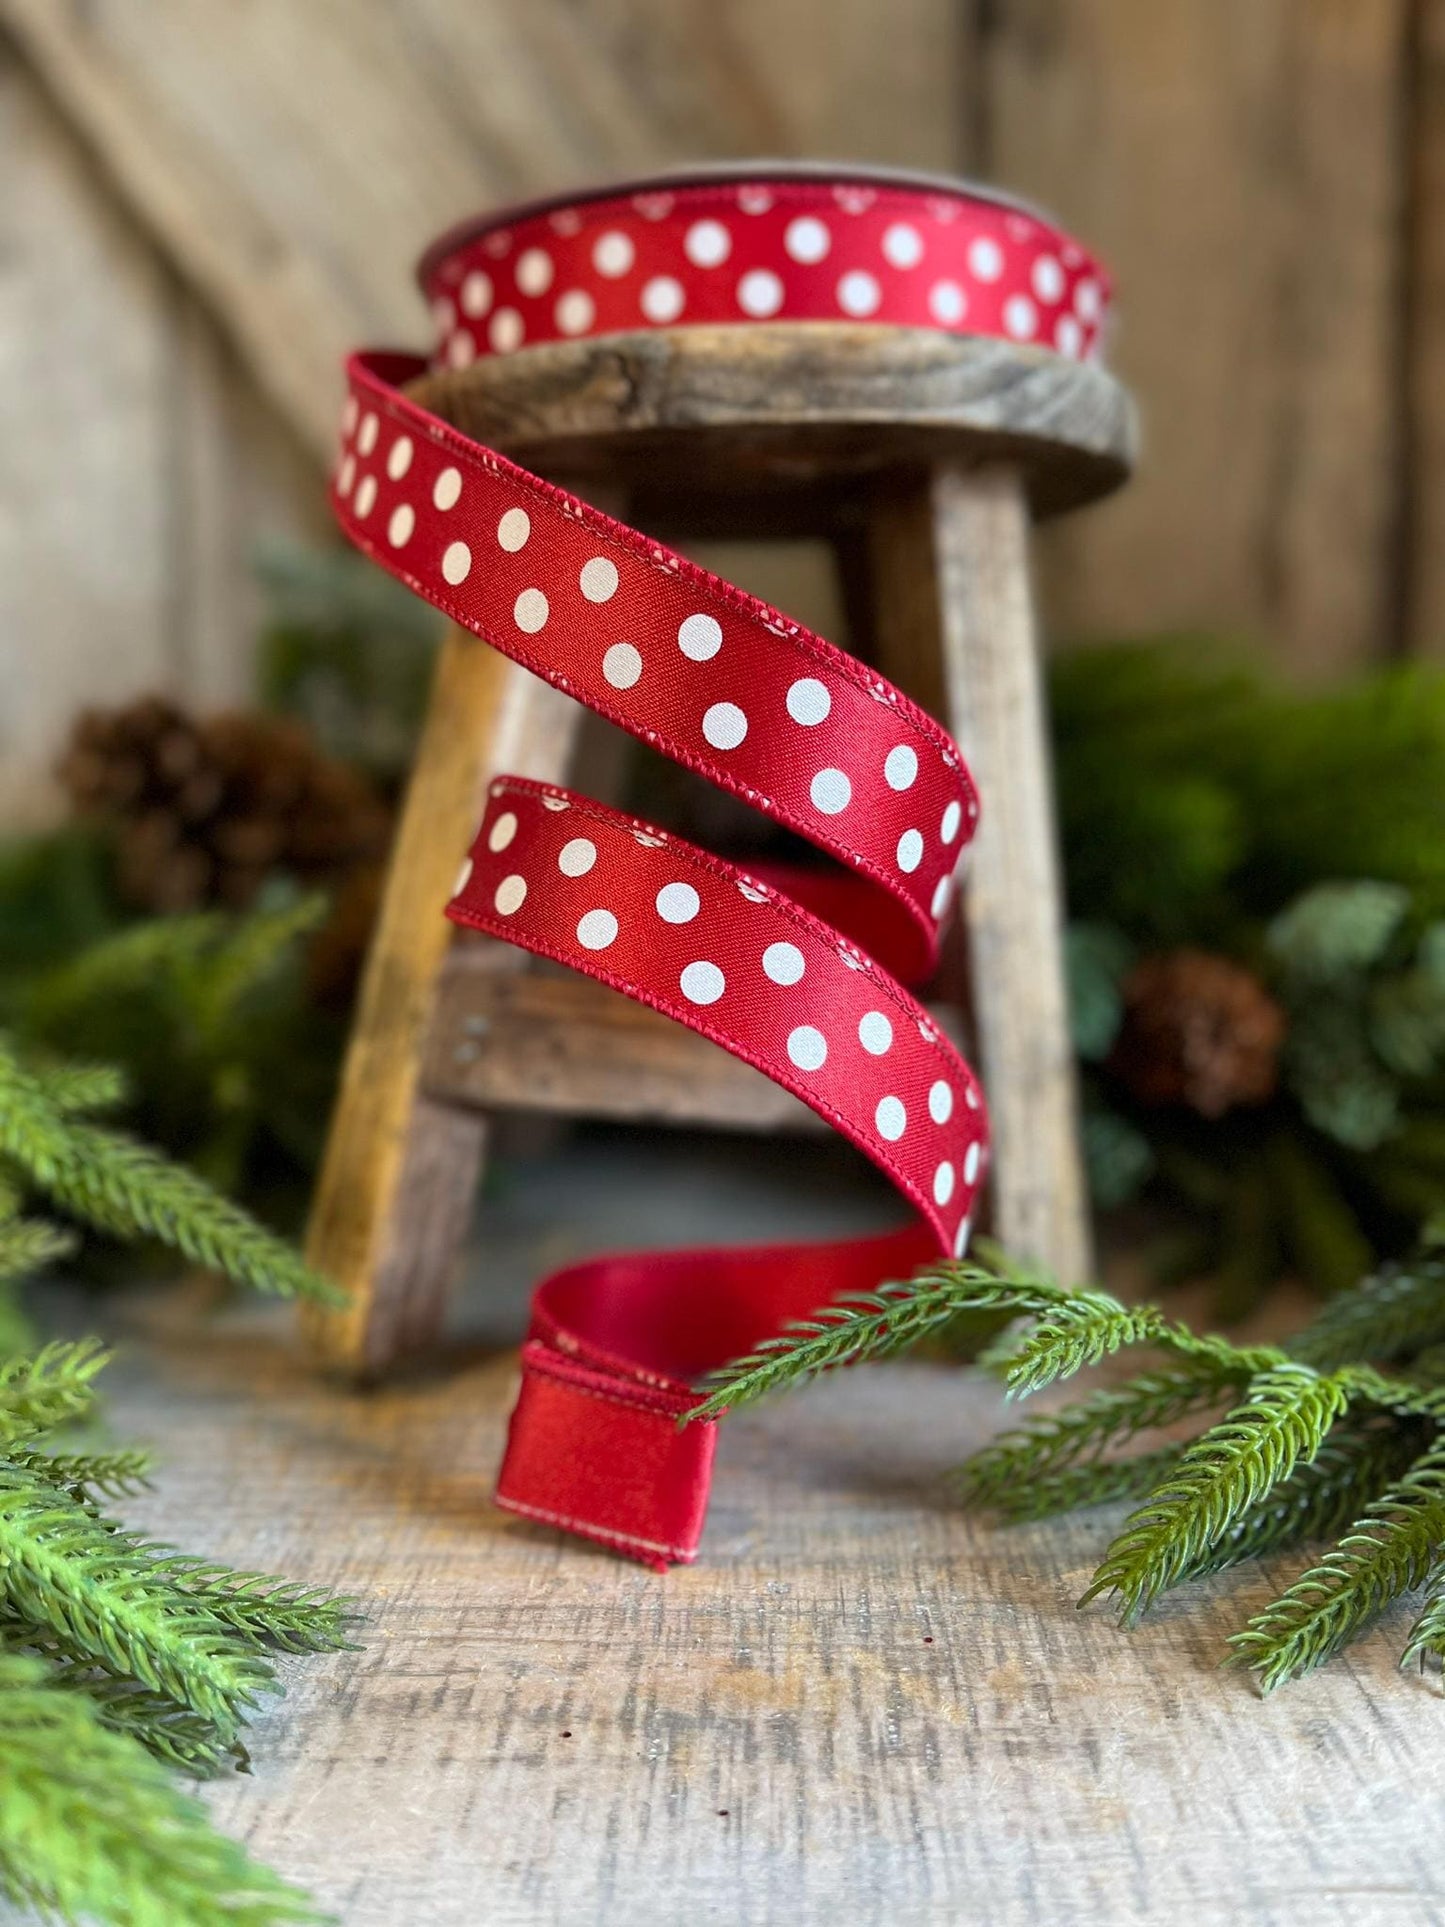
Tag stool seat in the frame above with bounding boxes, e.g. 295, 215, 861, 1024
412, 322, 1135, 514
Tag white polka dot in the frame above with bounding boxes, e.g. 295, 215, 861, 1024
442, 541, 471, 585
342, 395, 359, 436
558, 837, 597, 877
386, 436, 414, 481
738, 185, 774, 214
784, 216, 831, 264
641, 275, 685, 324
354, 475, 377, 519
1032, 255, 1065, 303
433, 467, 462, 511
738, 269, 784, 317
703, 702, 748, 750
1004, 294, 1037, 340
452, 856, 472, 897
494, 874, 527, 915
580, 556, 619, 603
1055, 314, 1083, 358
447, 331, 476, 369
357, 412, 379, 455
516, 247, 554, 296
954, 1215, 973, 1258
876, 1096, 907, 1142
968, 237, 1004, 282
555, 289, 596, 335
681, 961, 725, 1005
787, 1026, 828, 1072
488, 811, 518, 852
762, 942, 805, 986
929, 1080, 953, 1125
337, 454, 356, 496
858, 1011, 893, 1055
685, 219, 732, 268
1075, 278, 1102, 322
497, 508, 531, 551
964, 1141, 981, 1185
679, 613, 722, 661
577, 909, 618, 950
786, 678, 831, 726
810, 768, 851, 815
593, 230, 635, 278
941, 800, 962, 844
490, 308, 524, 353
514, 589, 549, 633
837, 270, 881, 317
656, 882, 700, 924
603, 642, 642, 690
933, 1162, 956, 1207
461, 270, 493, 318
929, 280, 967, 326
882, 223, 924, 269
931, 876, 951, 920
884, 745, 918, 791
897, 829, 924, 873
387, 503, 415, 549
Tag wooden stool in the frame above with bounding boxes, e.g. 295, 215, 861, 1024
303, 323, 1135, 1375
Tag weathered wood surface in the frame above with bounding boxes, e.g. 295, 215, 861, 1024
870, 466, 1092, 1284
303, 629, 580, 1375
412, 325, 1135, 516
1411, 0, 1445, 661
78, 1282, 1445, 1927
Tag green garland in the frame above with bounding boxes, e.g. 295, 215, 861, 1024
696, 1236, 1445, 1691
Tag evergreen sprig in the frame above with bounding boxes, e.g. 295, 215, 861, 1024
0, 1341, 109, 1447
0, 1653, 323, 1926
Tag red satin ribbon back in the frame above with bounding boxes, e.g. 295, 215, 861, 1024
331, 171, 1110, 1567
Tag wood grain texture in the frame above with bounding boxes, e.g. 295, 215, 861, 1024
303, 631, 580, 1375
88, 1284, 1445, 1927
1409, 0, 1445, 660
984, 0, 1413, 672
870, 467, 1091, 1284
411, 325, 1136, 516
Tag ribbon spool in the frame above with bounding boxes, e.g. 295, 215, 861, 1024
332, 167, 1112, 1568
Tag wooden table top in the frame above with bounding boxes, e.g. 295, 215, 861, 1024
76, 1286, 1445, 1927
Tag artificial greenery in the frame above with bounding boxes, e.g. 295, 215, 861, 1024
1054, 643, 1445, 1302
695, 1237, 1445, 1690
0, 1035, 348, 1922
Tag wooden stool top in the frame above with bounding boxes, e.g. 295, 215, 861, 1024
410, 322, 1134, 520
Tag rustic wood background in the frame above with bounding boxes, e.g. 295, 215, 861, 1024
3, 0, 1444, 820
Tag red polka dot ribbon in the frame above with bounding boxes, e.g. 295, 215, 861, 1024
333, 170, 1111, 1569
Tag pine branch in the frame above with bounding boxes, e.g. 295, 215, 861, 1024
193, 895, 328, 1047
1288, 1255, 1445, 1370
0, 1043, 342, 1304
1230, 1438, 1445, 1691
955, 1362, 1248, 1508
0, 1217, 77, 1287
32, 1061, 129, 1118
994, 1301, 1171, 1397
1084, 1365, 1352, 1623
982, 1444, 1187, 1523
0, 1462, 275, 1738
688, 1264, 1075, 1422
0, 1652, 323, 1926
1400, 1555, 1445, 1674
18, 1446, 156, 1500
0, 1341, 108, 1447
148, 1561, 359, 1656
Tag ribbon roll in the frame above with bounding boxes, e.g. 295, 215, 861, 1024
333, 168, 1111, 1568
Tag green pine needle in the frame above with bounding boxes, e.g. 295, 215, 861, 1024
688, 1262, 1075, 1422
0, 1341, 109, 1447
1400, 1556, 1445, 1674
994, 1300, 1171, 1397
980, 1444, 1187, 1523
1083, 1365, 1352, 1623
1230, 1438, 1445, 1692
1288, 1254, 1445, 1370
0, 1463, 275, 1739
0, 1218, 78, 1287
148, 1562, 359, 1657
0, 1653, 325, 1926
20, 1446, 156, 1500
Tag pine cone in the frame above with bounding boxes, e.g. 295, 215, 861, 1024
58, 696, 391, 914
1109, 949, 1286, 1118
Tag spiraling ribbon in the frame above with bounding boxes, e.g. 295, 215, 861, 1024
332, 168, 1110, 1568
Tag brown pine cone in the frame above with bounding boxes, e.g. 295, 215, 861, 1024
1109, 949, 1287, 1118
58, 695, 391, 914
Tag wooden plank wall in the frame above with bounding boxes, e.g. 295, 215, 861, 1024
1, 0, 1441, 822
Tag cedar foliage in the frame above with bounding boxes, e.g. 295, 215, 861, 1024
699, 1235, 1445, 1690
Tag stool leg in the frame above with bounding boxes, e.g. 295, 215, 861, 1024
868, 465, 1093, 1284
302, 628, 580, 1375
